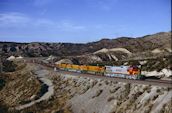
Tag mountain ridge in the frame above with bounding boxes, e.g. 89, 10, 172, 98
0, 31, 171, 63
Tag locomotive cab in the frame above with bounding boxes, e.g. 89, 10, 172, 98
127, 66, 140, 75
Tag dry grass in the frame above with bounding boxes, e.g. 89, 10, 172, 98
18, 73, 73, 113
143, 86, 152, 93
152, 95, 159, 101
0, 63, 42, 113
98, 83, 102, 86
92, 89, 103, 98
1, 62, 171, 113
107, 96, 115, 102
0, 63, 41, 106
105, 80, 109, 85
109, 87, 120, 93
79, 86, 91, 94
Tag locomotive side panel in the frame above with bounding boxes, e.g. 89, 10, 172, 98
72, 65, 80, 70
105, 66, 130, 75
49, 63, 142, 80
68, 64, 81, 72
66, 64, 72, 69
105, 65, 141, 79
87, 66, 99, 72
80, 65, 88, 70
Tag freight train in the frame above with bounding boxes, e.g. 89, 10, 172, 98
33, 59, 144, 80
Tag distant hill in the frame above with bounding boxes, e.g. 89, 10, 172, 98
0, 31, 171, 64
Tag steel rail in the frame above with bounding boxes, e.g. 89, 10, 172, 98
33, 63, 172, 88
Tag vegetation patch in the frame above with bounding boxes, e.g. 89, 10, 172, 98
0, 101, 8, 113
92, 89, 103, 98
19, 100, 32, 105
107, 96, 115, 102
0, 73, 6, 91
2, 60, 17, 72
109, 87, 120, 93
34, 83, 49, 100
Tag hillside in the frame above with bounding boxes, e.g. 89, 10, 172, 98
0, 31, 171, 62
1, 62, 171, 113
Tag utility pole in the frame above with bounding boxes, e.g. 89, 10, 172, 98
0, 55, 3, 73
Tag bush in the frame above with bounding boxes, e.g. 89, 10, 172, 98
39, 84, 48, 95
152, 95, 159, 101
92, 89, 103, 98
0, 72, 8, 91
107, 96, 115, 102
27, 52, 36, 57
10, 47, 16, 52
128, 60, 140, 66
0, 78, 5, 91
34, 84, 48, 100
109, 87, 120, 93
0, 101, 8, 113
79, 85, 90, 94
2, 60, 17, 72
19, 100, 32, 105
2, 45, 8, 53
141, 57, 171, 72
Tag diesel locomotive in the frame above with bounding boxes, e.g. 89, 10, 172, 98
27, 59, 143, 80
56, 63, 142, 80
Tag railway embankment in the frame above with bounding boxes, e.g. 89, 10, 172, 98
22, 63, 171, 113
1, 63, 171, 113
49, 70, 172, 113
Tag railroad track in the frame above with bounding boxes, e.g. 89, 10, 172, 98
145, 79, 172, 84
35, 63, 172, 88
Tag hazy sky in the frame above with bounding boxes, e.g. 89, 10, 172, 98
0, 0, 171, 43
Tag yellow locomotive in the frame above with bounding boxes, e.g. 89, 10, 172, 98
55, 63, 142, 80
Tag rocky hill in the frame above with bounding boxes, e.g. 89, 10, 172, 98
0, 31, 171, 63
1, 63, 171, 113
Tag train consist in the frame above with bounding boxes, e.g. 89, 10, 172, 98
34, 59, 143, 80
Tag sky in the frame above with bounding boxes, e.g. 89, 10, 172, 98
0, 0, 171, 43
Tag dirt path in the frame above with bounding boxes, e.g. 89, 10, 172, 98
15, 70, 54, 110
